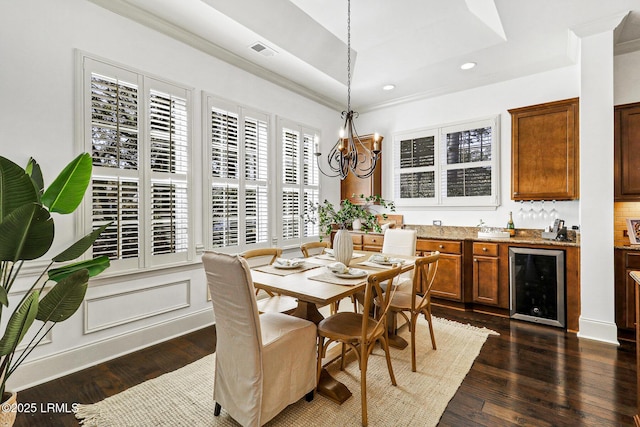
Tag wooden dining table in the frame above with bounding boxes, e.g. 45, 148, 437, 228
250, 250, 417, 405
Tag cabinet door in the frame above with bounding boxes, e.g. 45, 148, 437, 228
509, 98, 579, 200
340, 135, 382, 203
430, 253, 462, 301
472, 256, 500, 306
615, 103, 640, 201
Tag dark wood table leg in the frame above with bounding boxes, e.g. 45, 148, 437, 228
387, 312, 408, 349
291, 301, 352, 404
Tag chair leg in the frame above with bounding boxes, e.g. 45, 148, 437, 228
411, 314, 418, 372
214, 402, 221, 416
305, 390, 314, 402
424, 307, 437, 350
360, 348, 369, 427
380, 334, 397, 386
317, 336, 325, 384
340, 343, 347, 370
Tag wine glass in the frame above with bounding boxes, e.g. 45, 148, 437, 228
527, 200, 537, 223
549, 200, 559, 220
539, 200, 549, 223
517, 200, 525, 221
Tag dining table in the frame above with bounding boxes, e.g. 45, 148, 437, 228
250, 250, 417, 405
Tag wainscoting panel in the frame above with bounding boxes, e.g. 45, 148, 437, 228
84, 280, 191, 333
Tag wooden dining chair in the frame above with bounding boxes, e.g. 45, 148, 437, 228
240, 248, 298, 314
387, 252, 440, 372
300, 240, 330, 258
316, 266, 403, 427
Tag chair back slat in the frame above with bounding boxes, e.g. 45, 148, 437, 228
362, 266, 403, 339
413, 252, 440, 311
240, 248, 282, 267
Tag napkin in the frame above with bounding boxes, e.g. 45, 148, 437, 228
275, 258, 303, 267
327, 262, 348, 274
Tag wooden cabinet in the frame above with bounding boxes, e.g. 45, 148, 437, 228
615, 249, 640, 338
615, 102, 640, 201
472, 242, 500, 306
509, 98, 579, 200
416, 239, 465, 300
340, 134, 382, 204
362, 234, 383, 252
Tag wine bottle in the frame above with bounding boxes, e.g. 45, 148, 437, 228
507, 211, 515, 236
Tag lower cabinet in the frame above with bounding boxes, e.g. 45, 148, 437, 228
615, 249, 640, 339
416, 239, 465, 300
472, 242, 500, 306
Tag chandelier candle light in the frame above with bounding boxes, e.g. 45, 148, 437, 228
315, 0, 381, 180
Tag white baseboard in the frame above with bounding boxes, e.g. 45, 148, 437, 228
577, 316, 619, 345
8, 309, 215, 392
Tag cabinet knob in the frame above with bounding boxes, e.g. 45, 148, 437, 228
482, 247, 488, 252
439, 244, 444, 249
474, 258, 478, 262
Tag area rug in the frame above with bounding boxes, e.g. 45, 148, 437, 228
76, 317, 498, 426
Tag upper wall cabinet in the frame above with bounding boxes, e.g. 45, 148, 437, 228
615, 102, 640, 201
340, 134, 382, 204
509, 98, 580, 201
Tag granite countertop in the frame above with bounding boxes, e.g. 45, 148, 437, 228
615, 245, 640, 251
403, 225, 580, 247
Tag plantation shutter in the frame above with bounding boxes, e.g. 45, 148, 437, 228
244, 113, 269, 245
281, 127, 300, 242
302, 132, 319, 237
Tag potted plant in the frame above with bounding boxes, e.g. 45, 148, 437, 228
0, 153, 110, 425
305, 194, 395, 265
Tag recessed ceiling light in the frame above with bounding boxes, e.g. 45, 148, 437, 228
460, 62, 477, 70
382, 84, 395, 91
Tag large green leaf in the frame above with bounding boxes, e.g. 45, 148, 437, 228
36, 270, 88, 323
41, 153, 92, 214
0, 203, 54, 261
0, 291, 39, 356
47, 256, 110, 282
25, 157, 44, 198
0, 286, 8, 307
52, 222, 111, 262
0, 156, 38, 221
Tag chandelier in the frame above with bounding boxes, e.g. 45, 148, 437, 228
315, 0, 381, 180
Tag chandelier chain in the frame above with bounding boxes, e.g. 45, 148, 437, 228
347, 0, 351, 112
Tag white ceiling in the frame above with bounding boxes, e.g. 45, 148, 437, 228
90, 0, 640, 111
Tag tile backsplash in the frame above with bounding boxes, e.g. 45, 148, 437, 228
614, 202, 640, 246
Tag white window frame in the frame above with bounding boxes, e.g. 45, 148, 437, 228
393, 115, 500, 208
203, 94, 272, 254
80, 53, 194, 273
276, 117, 320, 249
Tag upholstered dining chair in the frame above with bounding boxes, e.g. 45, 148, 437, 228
300, 240, 330, 258
203, 251, 317, 427
240, 248, 298, 314
316, 266, 403, 427
387, 251, 440, 372
381, 228, 417, 291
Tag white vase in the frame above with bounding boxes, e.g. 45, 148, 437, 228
352, 218, 362, 231
333, 228, 354, 266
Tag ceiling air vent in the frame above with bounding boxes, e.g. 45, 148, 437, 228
250, 42, 277, 57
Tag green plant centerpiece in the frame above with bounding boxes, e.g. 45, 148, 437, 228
0, 153, 110, 406
307, 194, 396, 240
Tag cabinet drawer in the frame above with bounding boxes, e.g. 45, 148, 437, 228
416, 239, 462, 255
362, 234, 383, 247
351, 234, 363, 245
473, 242, 499, 257
626, 252, 640, 269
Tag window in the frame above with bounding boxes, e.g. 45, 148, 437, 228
393, 116, 499, 207
204, 95, 270, 252
82, 56, 192, 270
277, 118, 319, 247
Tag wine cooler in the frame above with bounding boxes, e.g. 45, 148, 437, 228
509, 247, 566, 328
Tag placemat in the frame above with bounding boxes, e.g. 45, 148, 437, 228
252, 263, 321, 276
308, 270, 367, 286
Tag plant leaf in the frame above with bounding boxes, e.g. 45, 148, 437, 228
0, 286, 8, 307
0, 156, 38, 221
25, 157, 44, 198
47, 256, 110, 282
0, 291, 39, 356
0, 203, 54, 261
41, 153, 92, 214
52, 222, 112, 262
36, 270, 88, 323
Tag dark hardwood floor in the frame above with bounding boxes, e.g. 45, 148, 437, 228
14, 307, 637, 426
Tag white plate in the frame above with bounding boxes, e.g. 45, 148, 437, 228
332, 268, 368, 279
273, 259, 304, 269
369, 256, 405, 266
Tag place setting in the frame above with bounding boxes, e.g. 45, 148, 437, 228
252, 258, 321, 276
357, 253, 409, 269
308, 262, 369, 286
314, 248, 367, 261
